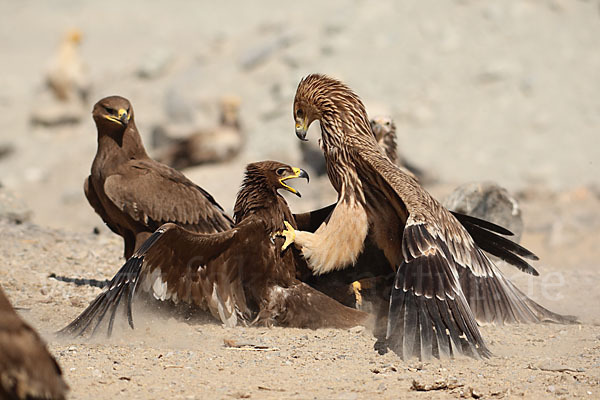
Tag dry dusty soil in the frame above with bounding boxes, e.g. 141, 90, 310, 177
1, 1, 599, 399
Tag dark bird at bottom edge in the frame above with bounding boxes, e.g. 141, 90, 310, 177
0, 286, 68, 400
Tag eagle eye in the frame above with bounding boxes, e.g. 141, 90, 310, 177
276, 168, 287, 176
296, 109, 304, 119
105, 106, 116, 115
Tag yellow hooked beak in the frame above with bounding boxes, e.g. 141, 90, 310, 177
104, 108, 129, 126
295, 117, 308, 141
279, 167, 309, 197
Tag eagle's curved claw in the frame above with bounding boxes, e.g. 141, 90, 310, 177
275, 221, 296, 251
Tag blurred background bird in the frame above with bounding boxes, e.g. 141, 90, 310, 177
45, 28, 90, 104
30, 28, 91, 126
152, 95, 244, 169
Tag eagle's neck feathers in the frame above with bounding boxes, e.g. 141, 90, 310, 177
233, 172, 289, 233
95, 120, 148, 167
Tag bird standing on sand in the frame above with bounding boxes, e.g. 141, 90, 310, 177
62, 161, 367, 337
154, 96, 244, 169
0, 286, 68, 400
278, 74, 574, 360
86, 95, 233, 259
45, 28, 90, 103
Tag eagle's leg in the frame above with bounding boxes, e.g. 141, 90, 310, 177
278, 200, 369, 276
352, 281, 363, 308
275, 221, 296, 251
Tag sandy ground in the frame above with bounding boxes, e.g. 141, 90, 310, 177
1, 0, 599, 399
1, 189, 599, 399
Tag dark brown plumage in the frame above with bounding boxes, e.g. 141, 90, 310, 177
61, 161, 367, 337
86, 96, 233, 259
282, 74, 574, 360
0, 286, 68, 400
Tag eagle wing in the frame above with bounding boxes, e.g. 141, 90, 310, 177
60, 222, 249, 338
357, 147, 574, 359
84, 175, 121, 235
104, 159, 233, 232
0, 288, 68, 400
387, 216, 491, 359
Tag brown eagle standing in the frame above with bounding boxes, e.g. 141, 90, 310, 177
86, 96, 233, 259
61, 161, 366, 337
0, 286, 68, 400
279, 74, 573, 360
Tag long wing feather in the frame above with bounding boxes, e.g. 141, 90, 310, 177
386, 219, 491, 360
59, 223, 242, 338
104, 159, 233, 232
358, 147, 575, 331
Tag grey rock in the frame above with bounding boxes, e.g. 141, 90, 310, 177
0, 187, 32, 224
443, 181, 523, 242
240, 31, 296, 70
137, 49, 173, 79
30, 91, 85, 127
163, 87, 195, 124
0, 143, 14, 160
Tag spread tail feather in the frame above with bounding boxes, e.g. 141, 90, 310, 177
57, 236, 153, 337
387, 264, 492, 361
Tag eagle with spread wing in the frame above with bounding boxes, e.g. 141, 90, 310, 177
1, 286, 68, 400
61, 161, 367, 337
85, 96, 233, 259
278, 74, 574, 360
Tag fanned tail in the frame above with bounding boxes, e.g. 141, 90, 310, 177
58, 256, 142, 337
387, 259, 492, 361
58, 229, 164, 337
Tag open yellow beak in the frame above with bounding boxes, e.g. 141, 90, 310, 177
279, 167, 309, 197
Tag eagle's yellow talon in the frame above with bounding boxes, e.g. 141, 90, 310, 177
352, 281, 363, 308
276, 220, 296, 251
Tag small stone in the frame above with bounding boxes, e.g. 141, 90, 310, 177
0, 187, 33, 224
0, 143, 14, 160
137, 49, 173, 79
30, 93, 84, 126
240, 31, 296, 70
348, 325, 365, 334
476, 60, 521, 84
547, 385, 556, 393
